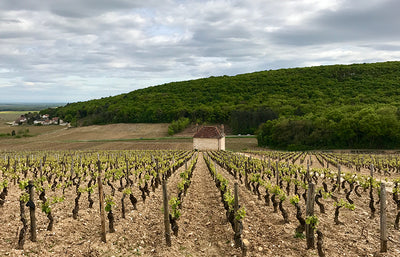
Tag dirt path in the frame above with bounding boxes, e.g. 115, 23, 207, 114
177, 153, 241, 257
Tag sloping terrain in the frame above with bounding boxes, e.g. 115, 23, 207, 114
0, 123, 258, 151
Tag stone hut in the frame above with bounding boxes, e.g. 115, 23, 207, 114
193, 125, 225, 151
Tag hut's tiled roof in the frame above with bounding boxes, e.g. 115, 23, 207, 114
193, 126, 223, 139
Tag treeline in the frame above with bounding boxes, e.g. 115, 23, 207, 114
257, 105, 400, 150
40, 61, 400, 148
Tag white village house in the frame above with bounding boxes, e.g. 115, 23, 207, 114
193, 125, 225, 151
12, 114, 66, 126
12, 115, 27, 126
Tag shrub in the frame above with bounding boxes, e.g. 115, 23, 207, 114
168, 117, 190, 135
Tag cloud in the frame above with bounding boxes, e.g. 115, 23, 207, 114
0, 0, 399, 103
271, 0, 400, 46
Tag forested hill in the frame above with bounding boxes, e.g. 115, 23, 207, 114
42, 61, 400, 149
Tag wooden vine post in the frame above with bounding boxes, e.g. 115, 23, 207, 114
125, 156, 129, 182
306, 183, 315, 249
380, 182, 387, 252
70, 157, 74, 177
28, 180, 37, 242
162, 181, 171, 246
97, 158, 107, 243
39, 159, 43, 178
26, 155, 29, 168
233, 182, 240, 248
370, 164, 374, 178
276, 161, 279, 186
337, 165, 341, 192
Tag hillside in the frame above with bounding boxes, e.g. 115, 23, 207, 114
41, 61, 400, 149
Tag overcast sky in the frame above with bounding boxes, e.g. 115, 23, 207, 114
1, 0, 399, 103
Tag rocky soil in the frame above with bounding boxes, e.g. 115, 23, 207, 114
1, 152, 400, 256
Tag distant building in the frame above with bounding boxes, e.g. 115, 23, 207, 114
52, 117, 59, 124
28, 116, 64, 126
13, 115, 27, 126
193, 125, 225, 151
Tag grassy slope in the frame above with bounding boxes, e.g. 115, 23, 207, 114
0, 111, 27, 122
0, 123, 258, 151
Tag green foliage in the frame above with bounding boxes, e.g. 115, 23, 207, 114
105, 195, 115, 212
305, 215, 319, 230
20, 192, 29, 203
180, 171, 188, 179
168, 117, 190, 135
258, 105, 400, 149
223, 190, 234, 211
18, 180, 29, 190
38, 61, 400, 145
41, 201, 51, 214
230, 107, 277, 134
321, 191, 332, 199
10, 128, 33, 138
52, 196, 65, 204
235, 207, 246, 221
216, 173, 229, 192
294, 231, 306, 239
41, 196, 64, 215
169, 197, 181, 219
334, 199, 355, 211
271, 185, 282, 195
289, 195, 300, 205
123, 188, 132, 195
0, 179, 8, 190
279, 192, 287, 201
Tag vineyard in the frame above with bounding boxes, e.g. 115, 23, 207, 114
0, 150, 399, 256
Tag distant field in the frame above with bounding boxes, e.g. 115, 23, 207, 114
0, 111, 29, 122
0, 123, 259, 151
0, 103, 64, 111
